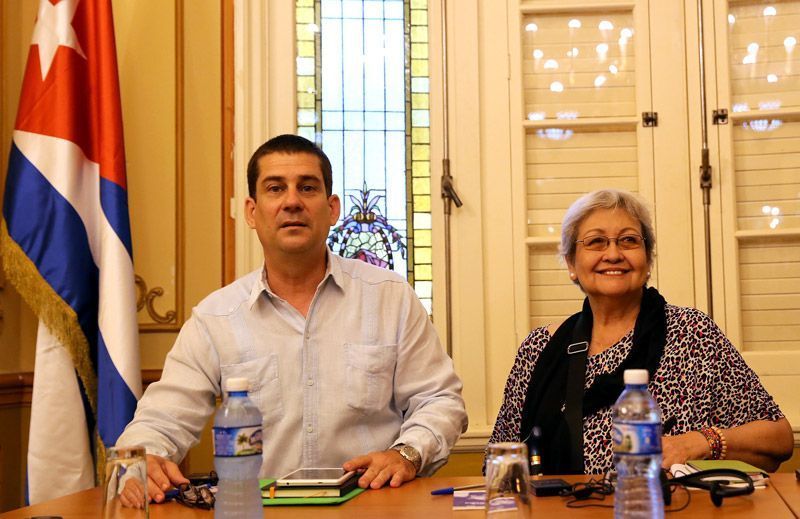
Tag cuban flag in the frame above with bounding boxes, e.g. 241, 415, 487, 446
0, 0, 140, 504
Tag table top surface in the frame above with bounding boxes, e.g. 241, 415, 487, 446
2, 473, 798, 518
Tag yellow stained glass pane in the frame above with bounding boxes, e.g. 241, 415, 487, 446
416, 229, 432, 247
411, 59, 428, 77
414, 195, 431, 212
411, 26, 428, 43
412, 144, 430, 160
412, 160, 430, 177
411, 43, 428, 59
298, 41, 315, 57
412, 127, 429, 143
412, 93, 429, 109
412, 177, 430, 195
411, 0, 427, 9
415, 264, 432, 281
415, 247, 432, 264
296, 23, 314, 41
297, 76, 316, 94
297, 7, 315, 24
410, 10, 428, 26
297, 92, 315, 108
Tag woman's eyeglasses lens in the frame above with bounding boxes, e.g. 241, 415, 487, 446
578, 234, 644, 251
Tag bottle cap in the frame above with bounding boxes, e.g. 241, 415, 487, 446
623, 369, 649, 385
225, 377, 249, 392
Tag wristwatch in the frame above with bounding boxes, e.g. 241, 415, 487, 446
392, 444, 422, 474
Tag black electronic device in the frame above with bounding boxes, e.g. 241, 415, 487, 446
530, 478, 571, 497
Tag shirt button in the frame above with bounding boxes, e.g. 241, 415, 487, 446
307, 426, 313, 433
307, 379, 314, 386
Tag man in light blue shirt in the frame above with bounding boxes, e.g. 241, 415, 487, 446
117, 135, 468, 503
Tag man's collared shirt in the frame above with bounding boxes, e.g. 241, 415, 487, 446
118, 253, 468, 477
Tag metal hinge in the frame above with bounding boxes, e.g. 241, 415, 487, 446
713, 109, 728, 125
642, 111, 658, 127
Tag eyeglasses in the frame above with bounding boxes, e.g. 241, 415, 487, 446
575, 234, 645, 251
175, 483, 215, 510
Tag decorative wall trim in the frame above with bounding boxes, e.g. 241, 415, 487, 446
135, 275, 177, 324
0, 371, 163, 408
137, 0, 185, 333
0, 372, 33, 408
222, 0, 235, 285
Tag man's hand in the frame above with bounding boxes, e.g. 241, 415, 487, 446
145, 454, 189, 503
119, 477, 147, 509
662, 432, 710, 469
343, 449, 417, 489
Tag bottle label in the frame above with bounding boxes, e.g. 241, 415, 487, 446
612, 422, 662, 455
213, 425, 263, 457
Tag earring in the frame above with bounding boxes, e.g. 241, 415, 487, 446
569, 272, 576, 279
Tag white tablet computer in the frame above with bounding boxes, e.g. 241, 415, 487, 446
275, 467, 356, 487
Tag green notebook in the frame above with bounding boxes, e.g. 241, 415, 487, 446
259, 478, 366, 506
687, 459, 767, 475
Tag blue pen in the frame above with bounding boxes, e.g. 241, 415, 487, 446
430, 483, 484, 495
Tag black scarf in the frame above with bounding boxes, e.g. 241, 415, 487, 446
518, 286, 667, 474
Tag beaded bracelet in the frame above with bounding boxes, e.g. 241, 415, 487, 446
700, 426, 727, 460
711, 426, 728, 460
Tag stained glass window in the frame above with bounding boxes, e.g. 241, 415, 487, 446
296, 0, 433, 313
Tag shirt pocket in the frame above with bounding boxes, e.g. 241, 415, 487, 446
344, 343, 398, 413
220, 354, 284, 424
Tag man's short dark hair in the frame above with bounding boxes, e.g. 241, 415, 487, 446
247, 134, 333, 198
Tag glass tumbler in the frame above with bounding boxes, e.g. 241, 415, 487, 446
485, 442, 532, 516
103, 445, 149, 518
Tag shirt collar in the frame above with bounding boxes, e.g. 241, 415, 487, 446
246, 248, 344, 309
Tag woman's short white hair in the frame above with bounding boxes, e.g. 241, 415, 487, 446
560, 189, 656, 266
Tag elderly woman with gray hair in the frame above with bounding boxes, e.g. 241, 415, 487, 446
488, 189, 792, 474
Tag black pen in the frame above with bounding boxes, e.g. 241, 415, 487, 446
430, 483, 483, 495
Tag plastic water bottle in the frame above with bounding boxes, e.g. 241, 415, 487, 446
612, 369, 664, 519
213, 377, 263, 518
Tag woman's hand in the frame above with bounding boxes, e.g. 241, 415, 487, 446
661, 431, 709, 469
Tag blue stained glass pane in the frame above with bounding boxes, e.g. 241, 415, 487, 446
322, 130, 345, 199
364, 0, 383, 19
364, 131, 386, 190
411, 77, 429, 93
296, 56, 315, 76
342, 19, 364, 111
412, 109, 430, 127
344, 111, 364, 130
364, 111, 385, 130
385, 1, 404, 19
363, 20, 386, 111
385, 130, 406, 220
322, 110, 344, 130
386, 111, 405, 130
384, 20, 405, 112
343, 131, 364, 191
342, 0, 362, 18
321, 0, 342, 17
321, 18, 343, 111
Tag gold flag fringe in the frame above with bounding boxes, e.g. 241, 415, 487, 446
1, 220, 103, 479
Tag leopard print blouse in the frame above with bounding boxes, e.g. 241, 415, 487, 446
488, 304, 785, 474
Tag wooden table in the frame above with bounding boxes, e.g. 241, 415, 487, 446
1, 475, 797, 518
772, 472, 800, 517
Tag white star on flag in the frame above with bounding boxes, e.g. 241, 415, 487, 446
31, 0, 87, 80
